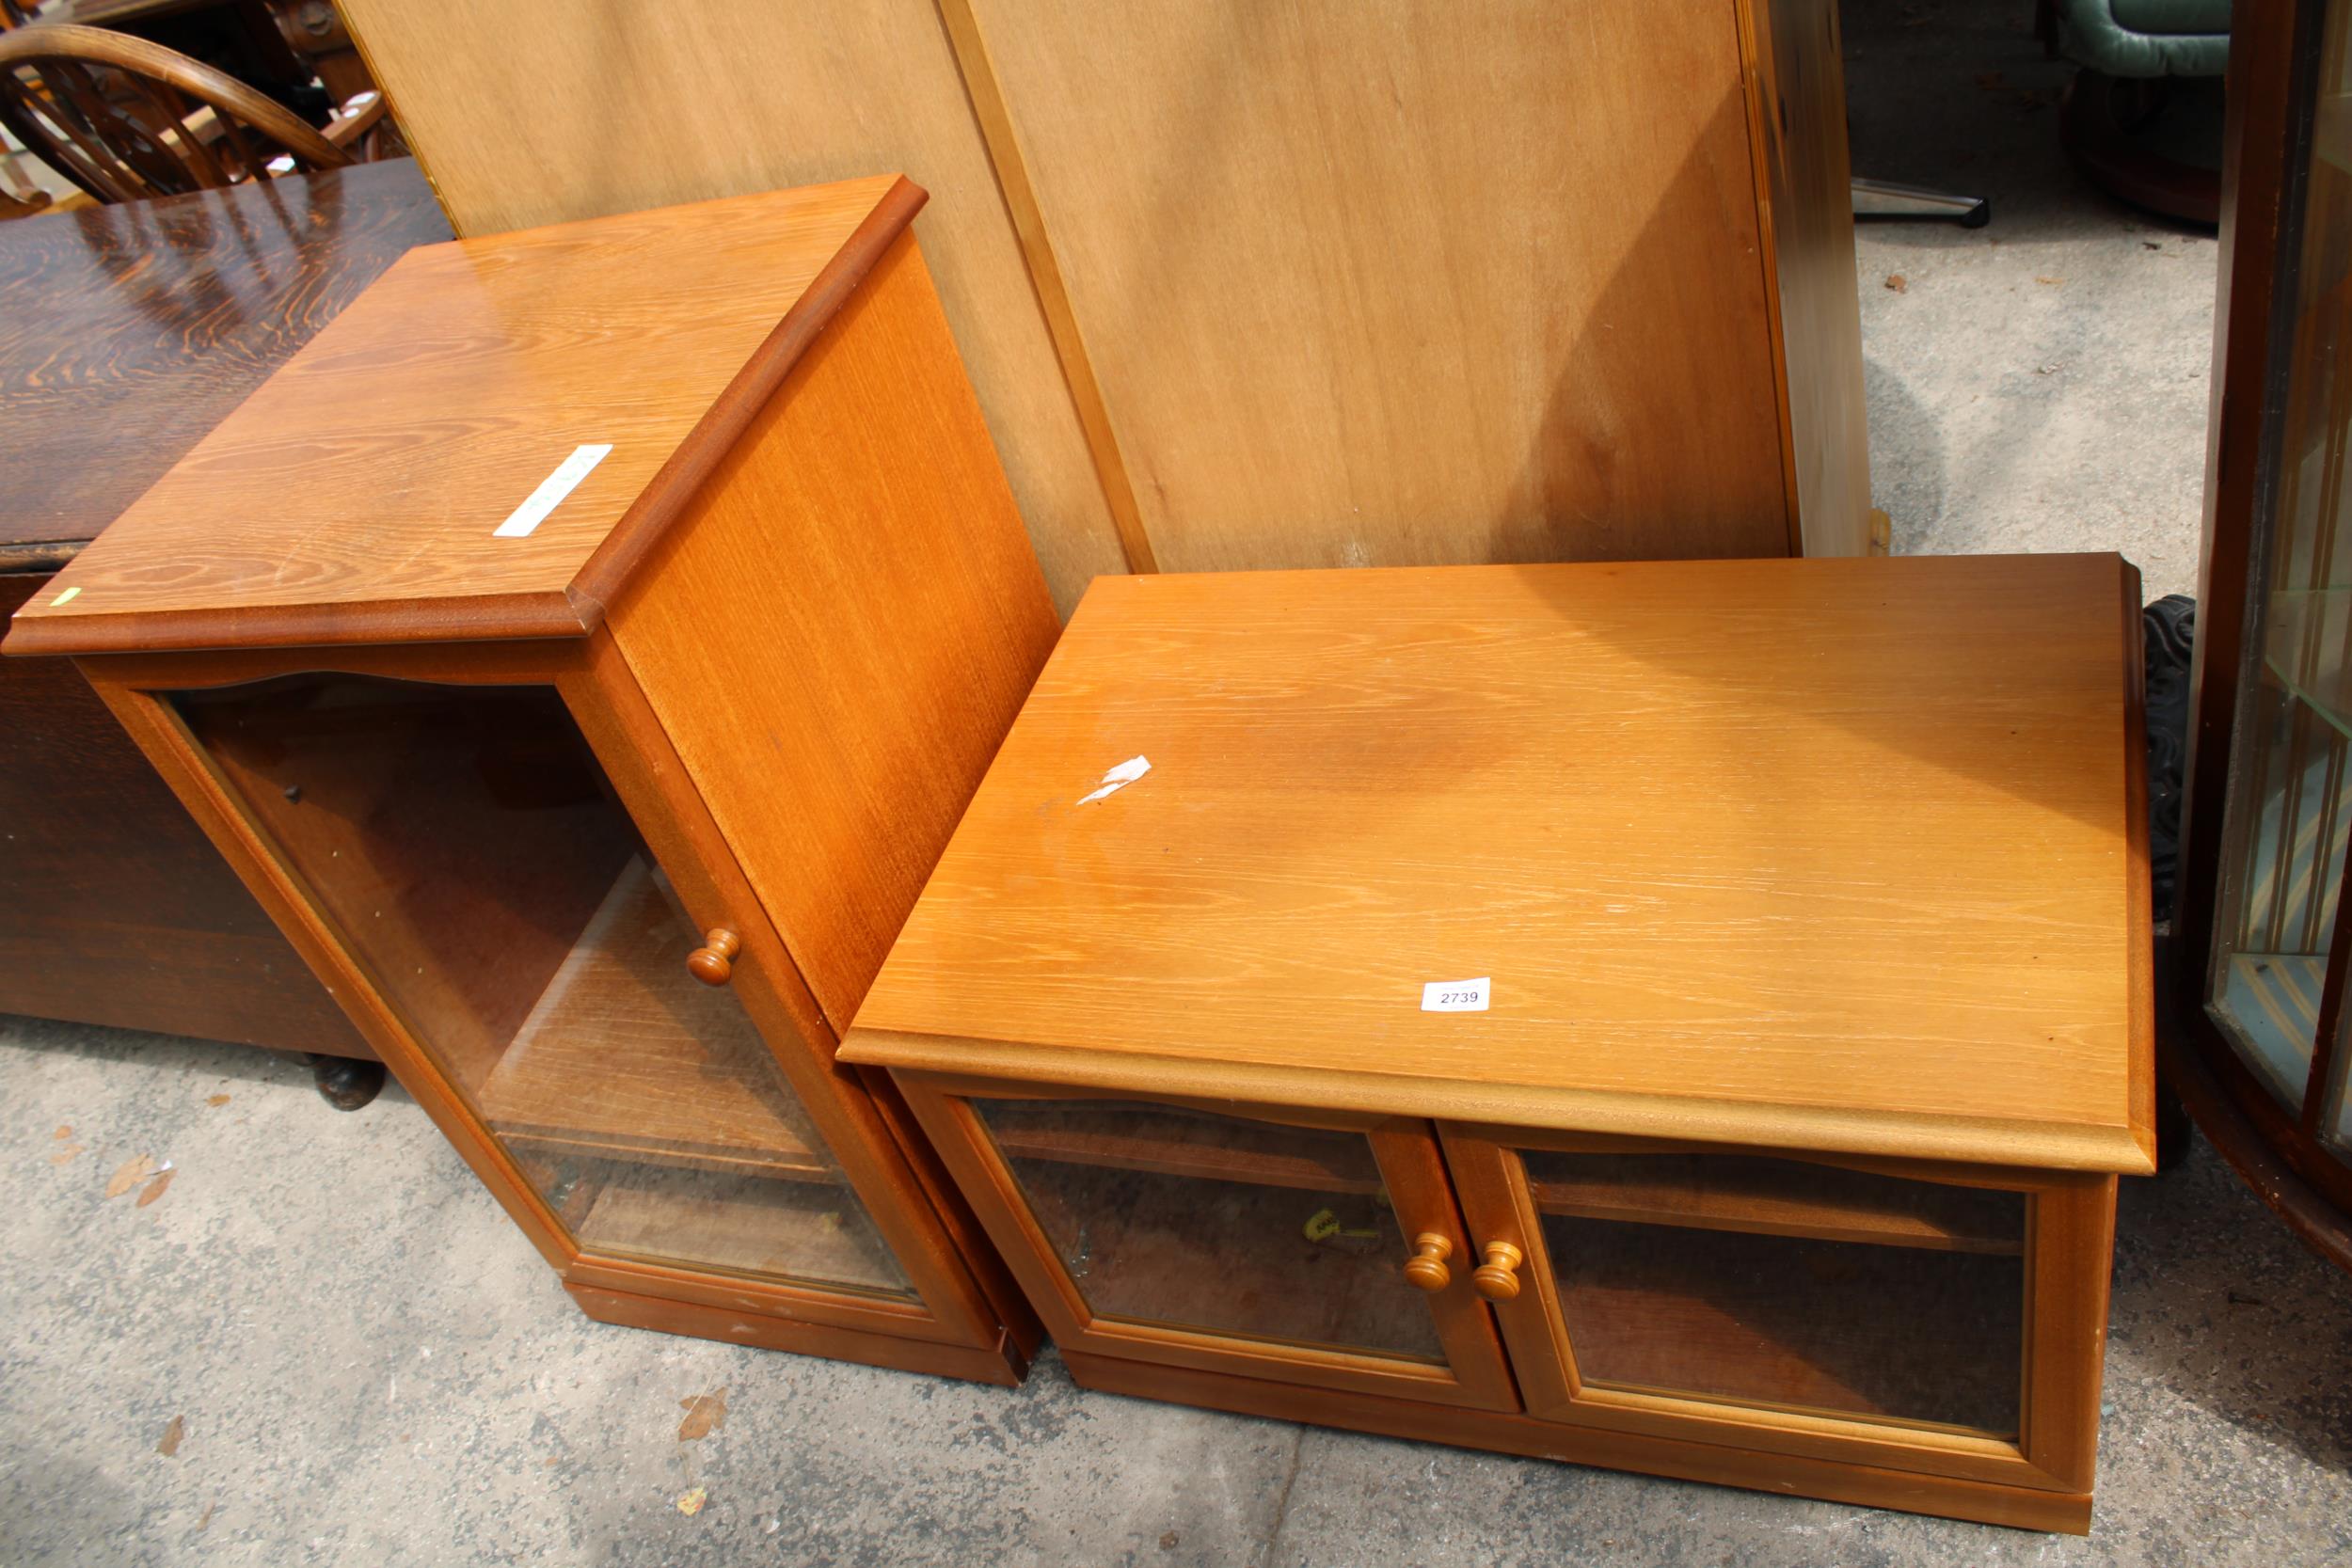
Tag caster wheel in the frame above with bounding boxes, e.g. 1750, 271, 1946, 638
308, 1053, 386, 1111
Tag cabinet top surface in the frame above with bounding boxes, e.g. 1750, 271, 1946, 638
844, 555, 2156, 1174
5, 174, 921, 657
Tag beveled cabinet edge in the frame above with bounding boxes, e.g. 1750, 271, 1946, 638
3, 177, 930, 659
74, 631, 1014, 1355
840, 1030, 2160, 1176
2118, 557, 2161, 1172
564, 174, 930, 619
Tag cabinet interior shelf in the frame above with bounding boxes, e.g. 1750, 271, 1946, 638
985, 1105, 2020, 1256
476, 857, 835, 1184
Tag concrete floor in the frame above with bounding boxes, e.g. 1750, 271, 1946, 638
0, 5, 2330, 1567
4, 1022, 2349, 1568
1852, 0, 2216, 599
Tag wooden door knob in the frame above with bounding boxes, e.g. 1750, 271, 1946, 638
686, 927, 741, 986
1402, 1232, 1454, 1291
1471, 1241, 1524, 1301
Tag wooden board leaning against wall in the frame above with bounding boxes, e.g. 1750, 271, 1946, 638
338, 0, 1872, 608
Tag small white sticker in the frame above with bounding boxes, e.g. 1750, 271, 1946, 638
1422, 977, 1490, 1013
1076, 754, 1151, 805
493, 443, 612, 538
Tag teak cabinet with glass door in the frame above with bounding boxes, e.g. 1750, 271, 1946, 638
2170, 0, 2352, 1270
3, 177, 1055, 1382
845, 558, 2153, 1529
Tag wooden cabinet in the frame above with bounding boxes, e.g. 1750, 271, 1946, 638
2168, 0, 2352, 1270
334, 0, 1873, 606
0, 159, 453, 1077
4, 177, 1054, 1382
843, 556, 2153, 1528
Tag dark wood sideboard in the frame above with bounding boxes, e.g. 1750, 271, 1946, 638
0, 157, 450, 1100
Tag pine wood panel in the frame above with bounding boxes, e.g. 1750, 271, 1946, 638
335, 0, 1130, 614
8, 178, 922, 654
846, 555, 2155, 1173
950, 0, 1793, 571
607, 232, 1061, 1036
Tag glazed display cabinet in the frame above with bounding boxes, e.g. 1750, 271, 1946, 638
846, 557, 2153, 1530
2170, 0, 2352, 1269
3, 177, 1054, 1380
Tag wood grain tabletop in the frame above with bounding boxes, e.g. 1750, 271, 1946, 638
6, 174, 925, 654
845, 555, 2155, 1174
0, 156, 451, 566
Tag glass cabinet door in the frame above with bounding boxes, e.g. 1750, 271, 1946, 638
169, 672, 915, 1298
1440, 1132, 2058, 1464
1520, 1146, 2022, 1432
2208, 0, 2352, 1154
914, 1091, 1516, 1408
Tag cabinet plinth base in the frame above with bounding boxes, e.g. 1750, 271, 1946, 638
568, 1283, 1028, 1386
1058, 1351, 2091, 1534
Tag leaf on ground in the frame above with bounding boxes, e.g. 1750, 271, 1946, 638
105, 1153, 156, 1199
2036, 275, 2066, 286
677, 1387, 728, 1441
197, 1501, 214, 1531
1883, 274, 1907, 293
53, 1125, 71, 1140
137, 1169, 177, 1208
675, 1487, 707, 1516
207, 1095, 230, 1108
51, 1144, 83, 1166
158, 1416, 184, 1456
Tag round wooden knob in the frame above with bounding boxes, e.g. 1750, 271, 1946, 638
685, 927, 741, 986
1471, 1241, 1524, 1302
1402, 1232, 1453, 1292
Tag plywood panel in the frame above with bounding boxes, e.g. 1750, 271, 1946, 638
338, 0, 1127, 613
954, 0, 1793, 571
1751, 0, 1873, 556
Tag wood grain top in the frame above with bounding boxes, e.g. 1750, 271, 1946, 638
6, 175, 924, 655
844, 556, 2155, 1173
0, 157, 450, 563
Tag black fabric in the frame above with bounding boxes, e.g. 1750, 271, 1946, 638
2143, 594, 2195, 927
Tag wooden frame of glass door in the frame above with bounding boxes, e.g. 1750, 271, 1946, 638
77, 630, 1030, 1383
894, 1071, 1518, 1410
2167, 0, 2352, 1271
1439, 1125, 2116, 1496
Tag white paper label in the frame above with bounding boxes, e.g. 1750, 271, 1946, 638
1076, 754, 1152, 805
493, 443, 612, 538
1421, 977, 1490, 1013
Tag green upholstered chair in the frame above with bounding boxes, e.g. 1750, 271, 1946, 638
2046, 0, 2232, 222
